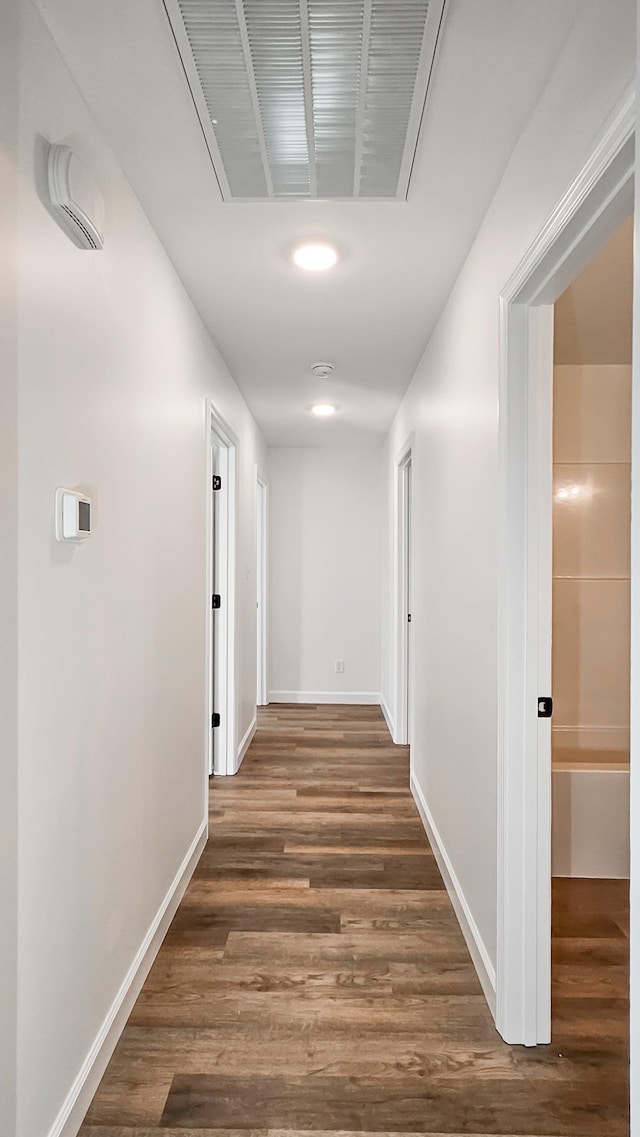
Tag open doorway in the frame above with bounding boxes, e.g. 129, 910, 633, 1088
496, 92, 634, 1047
394, 441, 413, 748
550, 216, 632, 1054
256, 471, 268, 707
404, 456, 413, 748
207, 403, 237, 777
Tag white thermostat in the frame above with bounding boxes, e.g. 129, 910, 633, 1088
55, 488, 92, 542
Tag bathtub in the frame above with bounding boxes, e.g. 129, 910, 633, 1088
552, 761, 630, 878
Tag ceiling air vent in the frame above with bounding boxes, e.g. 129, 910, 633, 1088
163, 0, 446, 201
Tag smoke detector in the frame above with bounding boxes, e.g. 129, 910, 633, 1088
310, 362, 335, 379
47, 144, 104, 250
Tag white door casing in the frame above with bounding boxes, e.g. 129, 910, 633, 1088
206, 401, 238, 777
393, 437, 414, 748
496, 88, 635, 1046
256, 470, 268, 707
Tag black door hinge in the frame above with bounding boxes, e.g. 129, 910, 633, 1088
212, 594, 221, 609
212, 712, 221, 728
212, 475, 222, 491
407, 613, 412, 623
538, 697, 553, 718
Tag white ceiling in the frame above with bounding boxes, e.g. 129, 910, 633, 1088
36, 0, 582, 446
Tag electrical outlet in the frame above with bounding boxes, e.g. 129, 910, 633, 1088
335, 659, 344, 674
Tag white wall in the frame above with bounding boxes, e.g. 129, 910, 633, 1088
13, 4, 266, 1136
0, 2, 19, 1132
269, 447, 382, 703
382, 0, 636, 990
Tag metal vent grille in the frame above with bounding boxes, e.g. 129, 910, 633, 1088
164, 0, 445, 200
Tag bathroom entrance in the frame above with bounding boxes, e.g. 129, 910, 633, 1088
495, 100, 634, 1051
550, 215, 632, 1048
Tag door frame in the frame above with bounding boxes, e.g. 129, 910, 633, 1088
394, 436, 414, 747
496, 88, 635, 1045
206, 401, 237, 777
256, 468, 268, 707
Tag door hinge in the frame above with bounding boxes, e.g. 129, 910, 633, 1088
212, 712, 221, 728
212, 475, 222, 491
407, 613, 412, 623
212, 593, 221, 609
538, 697, 553, 718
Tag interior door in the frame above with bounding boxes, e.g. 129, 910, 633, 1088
406, 458, 412, 747
211, 446, 219, 774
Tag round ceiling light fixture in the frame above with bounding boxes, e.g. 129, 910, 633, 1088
292, 242, 338, 271
310, 361, 335, 379
312, 403, 336, 417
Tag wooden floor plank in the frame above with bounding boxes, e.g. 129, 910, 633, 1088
78, 703, 629, 1137
78, 1132, 617, 1137
159, 1072, 627, 1134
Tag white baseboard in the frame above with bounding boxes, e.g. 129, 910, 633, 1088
379, 696, 395, 740
235, 715, 257, 773
50, 818, 208, 1137
410, 773, 496, 1016
268, 690, 382, 705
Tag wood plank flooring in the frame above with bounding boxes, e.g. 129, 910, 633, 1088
79, 703, 629, 1137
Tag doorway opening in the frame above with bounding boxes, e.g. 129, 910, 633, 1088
207, 403, 237, 777
496, 90, 634, 1046
550, 215, 631, 1049
394, 440, 414, 748
256, 471, 268, 707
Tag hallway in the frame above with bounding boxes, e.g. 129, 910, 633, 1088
79, 705, 627, 1136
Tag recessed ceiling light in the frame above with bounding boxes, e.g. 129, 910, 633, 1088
293, 243, 338, 272
312, 403, 336, 417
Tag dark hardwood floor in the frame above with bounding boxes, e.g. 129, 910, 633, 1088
79, 703, 629, 1136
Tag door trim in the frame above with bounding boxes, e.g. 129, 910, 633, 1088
206, 401, 237, 777
256, 468, 268, 707
496, 87, 634, 1045
393, 436, 414, 747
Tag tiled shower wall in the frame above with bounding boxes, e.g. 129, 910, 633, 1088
552, 364, 631, 768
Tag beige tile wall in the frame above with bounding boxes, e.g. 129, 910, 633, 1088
552, 364, 631, 768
